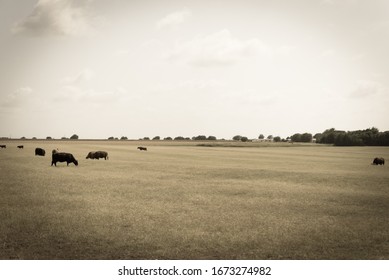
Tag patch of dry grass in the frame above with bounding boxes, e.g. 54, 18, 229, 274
0, 141, 388, 259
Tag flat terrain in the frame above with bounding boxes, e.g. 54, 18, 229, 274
0, 140, 388, 259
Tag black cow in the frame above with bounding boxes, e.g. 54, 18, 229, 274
0, 145, 6, 148
35, 148, 45, 156
17, 145, 24, 149
51, 152, 78, 166
137, 147, 147, 151
86, 151, 109, 160
372, 157, 385, 165
52, 149, 58, 154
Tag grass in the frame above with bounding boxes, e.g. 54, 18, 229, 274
0, 140, 388, 259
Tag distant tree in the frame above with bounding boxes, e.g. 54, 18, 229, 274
291, 133, 312, 143
32, 137, 37, 140
61, 137, 68, 140
313, 133, 322, 142
317, 128, 338, 144
46, 136, 52, 140
164, 137, 172, 141
258, 134, 265, 139
241, 136, 249, 142
273, 136, 281, 142
143, 137, 150, 141
233, 135, 242, 141
152, 136, 160, 140
193, 135, 207, 141
70, 134, 79, 140
207, 136, 217, 141
301, 133, 313, 143
267, 135, 273, 140
174, 136, 185, 141
20, 136, 26, 140
108, 136, 115, 140
291, 133, 301, 142
120, 136, 128, 140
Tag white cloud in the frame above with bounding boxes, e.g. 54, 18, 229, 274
166, 29, 269, 67
61, 68, 95, 85
320, 49, 335, 57
12, 0, 96, 37
156, 9, 191, 30
57, 69, 126, 105
149, 79, 226, 93
349, 80, 382, 98
1, 87, 33, 108
58, 85, 126, 105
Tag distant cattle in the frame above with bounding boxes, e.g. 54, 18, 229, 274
51, 152, 78, 166
17, 145, 24, 149
0, 145, 6, 148
137, 147, 147, 151
35, 148, 45, 156
372, 157, 385, 165
86, 151, 109, 160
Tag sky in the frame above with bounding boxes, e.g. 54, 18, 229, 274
0, 0, 388, 140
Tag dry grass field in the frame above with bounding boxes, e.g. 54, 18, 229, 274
0, 140, 388, 260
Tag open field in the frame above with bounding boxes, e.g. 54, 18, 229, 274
0, 140, 388, 259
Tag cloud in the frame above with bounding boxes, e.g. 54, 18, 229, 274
60, 86, 126, 104
349, 80, 382, 98
12, 0, 96, 37
61, 68, 95, 85
57, 69, 126, 105
149, 79, 226, 93
166, 29, 269, 67
320, 49, 335, 57
156, 9, 191, 30
320, 0, 358, 5
1, 87, 33, 108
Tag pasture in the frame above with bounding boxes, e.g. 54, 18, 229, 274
0, 140, 388, 260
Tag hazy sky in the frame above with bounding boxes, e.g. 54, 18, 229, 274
1, 0, 388, 139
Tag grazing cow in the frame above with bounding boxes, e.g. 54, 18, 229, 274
86, 151, 109, 160
51, 152, 78, 166
137, 146, 147, 151
0, 145, 6, 148
35, 148, 45, 156
52, 149, 58, 154
372, 157, 385, 165
17, 145, 24, 149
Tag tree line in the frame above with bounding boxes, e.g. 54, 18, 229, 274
6, 128, 389, 146
314, 127, 389, 146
